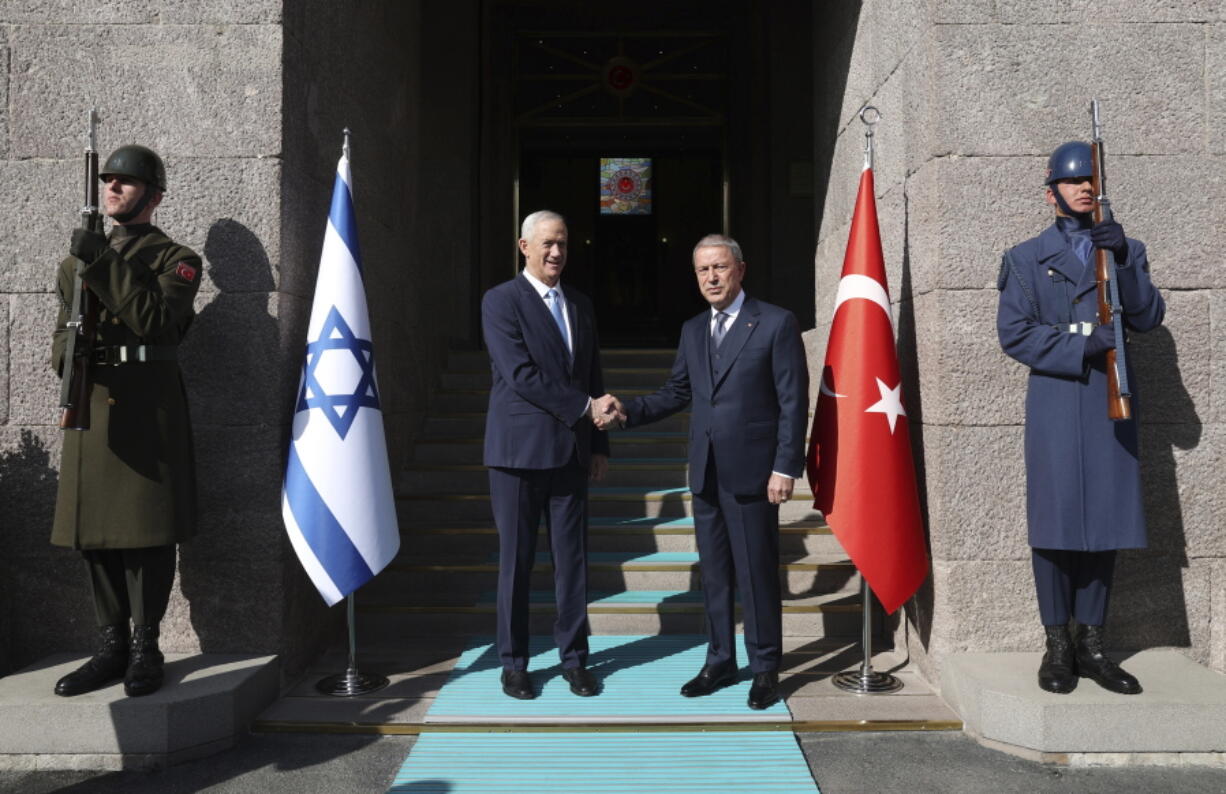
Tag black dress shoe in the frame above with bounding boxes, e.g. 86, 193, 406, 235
747, 671, 780, 710
1038, 625, 1078, 694
124, 625, 165, 698
680, 662, 737, 698
1075, 625, 1141, 695
562, 666, 599, 697
55, 624, 130, 697
501, 669, 535, 700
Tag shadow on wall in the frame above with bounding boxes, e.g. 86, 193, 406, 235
811, 0, 863, 240
0, 430, 87, 676
891, 191, 934, 652
177, 218, 294, 656
1114, 324, 1200, 650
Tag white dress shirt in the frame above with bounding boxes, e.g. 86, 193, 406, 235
523, 269, 572, 355
522, 269, 592, 419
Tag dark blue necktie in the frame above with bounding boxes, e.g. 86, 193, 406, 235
713, 311, 730, 348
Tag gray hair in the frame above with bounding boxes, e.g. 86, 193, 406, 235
692, 233, 743, 263
520, 210, 566, 241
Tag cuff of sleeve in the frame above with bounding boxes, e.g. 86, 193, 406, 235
771, 471, 797, 480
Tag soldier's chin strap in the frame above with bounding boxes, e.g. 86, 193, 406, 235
111, 182, 159, 224
1053, 190, 1092, 226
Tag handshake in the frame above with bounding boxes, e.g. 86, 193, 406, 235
588, 394, 626, 431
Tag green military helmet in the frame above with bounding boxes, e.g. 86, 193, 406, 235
99, 144, 167, 192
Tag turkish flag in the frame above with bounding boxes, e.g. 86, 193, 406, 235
806, 166, 928, 615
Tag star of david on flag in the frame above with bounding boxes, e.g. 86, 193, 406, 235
281, 141, 399, 606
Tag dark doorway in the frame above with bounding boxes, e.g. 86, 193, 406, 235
519, 150, 718, 345
476, 1, 816, 345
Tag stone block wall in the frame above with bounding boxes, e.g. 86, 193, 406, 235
810, 0, 1225, 681
0, 0, 473, 678
0, 2, 287, 675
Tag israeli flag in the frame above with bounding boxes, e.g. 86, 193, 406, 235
281, 143, 400, 606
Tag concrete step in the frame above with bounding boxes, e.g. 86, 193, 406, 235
399, 460, 690, 491
396, 518, 840, 555
941, 651, 1226, 759
356, 589, 862, 638
397, 486, 820, 523
0, 653, 279, 770
256, 638, 960, 735
371, 551, 855, 596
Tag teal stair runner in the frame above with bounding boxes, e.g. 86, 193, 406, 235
425, 635, 788, 723
390, 732, 819, 792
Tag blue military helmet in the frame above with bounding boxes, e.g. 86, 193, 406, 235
1045, 141, 1093, 185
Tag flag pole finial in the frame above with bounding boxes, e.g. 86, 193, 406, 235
342, 128, 351, 161
859, 105, 880, 170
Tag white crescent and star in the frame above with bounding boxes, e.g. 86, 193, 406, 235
864, 377, 907, 434
821, 274, 906, 433
833, 273, 893, 326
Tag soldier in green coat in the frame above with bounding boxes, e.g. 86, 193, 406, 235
50, 145, 201, 698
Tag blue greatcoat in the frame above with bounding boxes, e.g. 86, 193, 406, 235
996, 221, 1165, 551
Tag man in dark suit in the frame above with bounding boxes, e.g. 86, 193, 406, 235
601, 234, 809, 709
482, 210, 613, 700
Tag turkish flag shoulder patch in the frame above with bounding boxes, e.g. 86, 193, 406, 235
174, 262, 198, 283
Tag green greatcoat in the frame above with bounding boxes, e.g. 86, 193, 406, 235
51, 224, 202, 550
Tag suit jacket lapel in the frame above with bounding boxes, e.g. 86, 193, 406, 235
711, 296, 760, 392
1072, 249, 1098, 299
688, 313, 712, 397
516, 274, 569, 369
562, 286, 580, 370
1037, 223, 1096, 299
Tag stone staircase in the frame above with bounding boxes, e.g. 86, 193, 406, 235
254, 348, 961, 732
357, 348, 864, 644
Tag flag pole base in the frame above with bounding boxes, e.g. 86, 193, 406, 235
315, 668, 389, 697
832, 669, 903, 694
316, 594, 387, 696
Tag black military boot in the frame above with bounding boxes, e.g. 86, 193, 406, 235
124, 625, 165, 697
1075, 624, 1141, 695
1037, 625, 1077, 694
55, 624, 130, 696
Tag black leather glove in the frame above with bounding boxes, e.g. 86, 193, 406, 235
1090, 219, 1128, 262
70, 228, 108, 263
1084, 323, 1115, 358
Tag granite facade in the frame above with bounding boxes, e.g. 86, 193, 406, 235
0, 0, 469, 678
809, 1, 1226, 682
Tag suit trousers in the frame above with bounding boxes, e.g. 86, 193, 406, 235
489, 462, 590, 671
83, 546, 177, 627
1031, 547, 1116, 626
692, 451, 782, 672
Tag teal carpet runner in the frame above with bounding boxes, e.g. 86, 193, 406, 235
390, 732, 819, 792
425, 634, 788, 722
390, 634, 819, 792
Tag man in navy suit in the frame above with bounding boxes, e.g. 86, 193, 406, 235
482, 210, 613, 700
601, 234, 809, 709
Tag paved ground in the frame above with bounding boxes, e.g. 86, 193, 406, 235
4, 730, 1226, 793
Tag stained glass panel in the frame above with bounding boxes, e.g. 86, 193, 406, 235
600, 157, 652, 215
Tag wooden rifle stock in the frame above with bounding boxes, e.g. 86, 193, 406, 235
59, 110, 101, 431
1089, 109, 1131, 422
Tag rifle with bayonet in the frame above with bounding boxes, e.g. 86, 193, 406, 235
59, 109, 102, 431
1089, 98, 1131, 422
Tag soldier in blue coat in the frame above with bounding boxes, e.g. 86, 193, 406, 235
997, 142, 1165, 695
